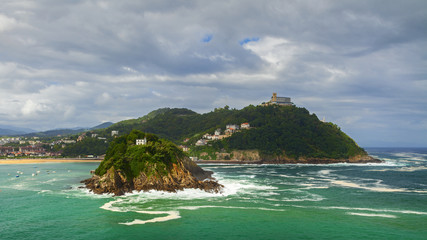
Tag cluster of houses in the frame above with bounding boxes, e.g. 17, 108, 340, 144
0, 145, 60, 157
0, 136, 86, 157
0, 137, 24, 145
195, 122, 250, 146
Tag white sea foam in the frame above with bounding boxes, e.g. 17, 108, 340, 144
318, 169, 332, 175
177, 205, 286, 212
292, 205, 427, 215
330, 180, 427, 193
100, 199, 182, 225
120, 211, 181, 225
367, 166, 427, 172
37, 190, 52, 194
346, 212, 397, 218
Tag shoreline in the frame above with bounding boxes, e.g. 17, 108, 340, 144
0, 158, 102, 164
196, 157, 382, 165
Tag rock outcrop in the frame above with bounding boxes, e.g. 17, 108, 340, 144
81, 130, 222, 196
82, 157, 222, 196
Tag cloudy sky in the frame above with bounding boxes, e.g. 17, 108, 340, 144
1, 0, 426, 147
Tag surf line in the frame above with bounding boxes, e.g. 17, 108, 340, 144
330, 180, 427, 193
100, 199, 181, 225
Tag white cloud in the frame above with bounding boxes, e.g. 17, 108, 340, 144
21, 99, 49, 116
0, 14, 17, 32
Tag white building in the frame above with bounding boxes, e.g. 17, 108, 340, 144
111, 130, 119, 136
241, 123, 250, 129
136, 137, 147, 145
214, 128, 221, 136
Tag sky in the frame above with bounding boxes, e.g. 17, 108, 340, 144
0, 0, 426, 147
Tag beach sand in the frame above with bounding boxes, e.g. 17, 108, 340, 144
0, 158, 102, 164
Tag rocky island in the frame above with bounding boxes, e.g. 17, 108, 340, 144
82, 130, 222, 196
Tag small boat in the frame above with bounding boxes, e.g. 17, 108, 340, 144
16, 175, 19, 178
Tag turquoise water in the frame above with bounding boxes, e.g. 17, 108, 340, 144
1, 148, 426, 240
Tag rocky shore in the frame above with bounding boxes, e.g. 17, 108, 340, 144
82, 157, 223, 196
197, 154, 381, 164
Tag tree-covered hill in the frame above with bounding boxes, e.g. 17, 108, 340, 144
93, 105, 368, 160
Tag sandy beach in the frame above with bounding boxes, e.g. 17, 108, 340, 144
0, 158, 102, 164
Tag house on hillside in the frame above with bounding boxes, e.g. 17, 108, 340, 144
136, 138, 147, 145
226, 124, 240, 131
195, 139, 208, 146
77, 133, 86, 142
214, 128, 221, 136
241, 123, 250, 129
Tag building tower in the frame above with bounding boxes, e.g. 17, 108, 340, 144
272, 92, 277, 102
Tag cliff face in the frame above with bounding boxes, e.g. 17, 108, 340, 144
82, 130, 222, 196
201, 150, 380, 164
82, 157, 222, 196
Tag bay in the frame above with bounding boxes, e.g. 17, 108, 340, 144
1, 148, 426, 239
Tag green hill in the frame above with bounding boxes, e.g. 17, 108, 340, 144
92, 105, 371, 162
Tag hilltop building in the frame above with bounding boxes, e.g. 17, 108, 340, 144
111, 130, 119, 137
262, 93, 293, 106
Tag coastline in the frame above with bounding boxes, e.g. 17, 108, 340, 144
0, 158, 102, 164
196, 156, 381, 165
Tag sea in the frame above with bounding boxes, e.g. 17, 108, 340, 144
0, 148, 426, 240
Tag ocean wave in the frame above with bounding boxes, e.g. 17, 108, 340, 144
367, 166, 427, 172
291, 205, 427, 215
330, 179, 427, 193
346, 212, 397, 218
177, 205, 286, 212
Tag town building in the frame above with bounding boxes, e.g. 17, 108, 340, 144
0, 146, 14, 156
77, 133, 86, 142
19, 145, 45, 156
111, 130, 119, 137
241, 123, 250, 129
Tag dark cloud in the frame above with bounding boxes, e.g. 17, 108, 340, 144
0, 0, 426, 146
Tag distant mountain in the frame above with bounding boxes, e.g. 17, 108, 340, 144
23, 122, 114, 137
25, 128, 85, 137
0, 125, 36, 136
90, 122, 113, 130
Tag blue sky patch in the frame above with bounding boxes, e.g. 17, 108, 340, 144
239, 37, 260, 45
202, 34, 213, 43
